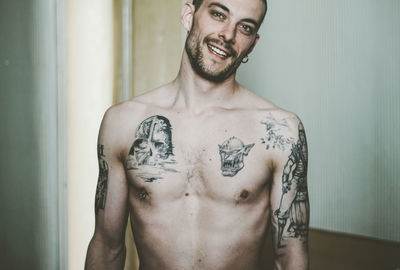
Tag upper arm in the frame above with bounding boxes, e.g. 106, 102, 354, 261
93, 108, 129, 247
269, 115, 309, 269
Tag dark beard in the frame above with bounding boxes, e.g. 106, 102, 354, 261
185, 31, 243, 83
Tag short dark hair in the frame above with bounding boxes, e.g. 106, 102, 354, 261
192, 0, 268, 23
192, 0, 203, 10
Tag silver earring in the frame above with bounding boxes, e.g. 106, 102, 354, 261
241, 55, 249, 63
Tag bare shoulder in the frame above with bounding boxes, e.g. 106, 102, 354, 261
98, 85, 176, 154
102, 83, 174, 124
238, 88, 306, 153
239, 87, 303, 131
131, 83, 176, 108
98, 99, 151, 156
101, 100, 145, 130
259, 108, 303, 138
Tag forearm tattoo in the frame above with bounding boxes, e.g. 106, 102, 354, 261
95, 144, 109, 214
274, 122, 309, 248
126, 115, 178, 182
218, 137, 254, 177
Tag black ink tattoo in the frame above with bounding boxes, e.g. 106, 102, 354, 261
126, 115, 178, 182
260, 113, 295, 151
274, 122, 309, 248
95, 144, 109, 214
218, 137, 254, 177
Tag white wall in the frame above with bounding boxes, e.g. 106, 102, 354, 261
67, 0, 115, 269
238, 0, 400, 242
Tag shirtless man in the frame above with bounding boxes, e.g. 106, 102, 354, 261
85, 0, 310, 269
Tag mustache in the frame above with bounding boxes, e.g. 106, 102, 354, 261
204, 37, 237, 57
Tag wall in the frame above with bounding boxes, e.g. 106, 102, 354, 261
67, 1, 185, 268
67, 0, 115, 269
132, 0, 186, 96
237, 0, 400, 242
0, 0, 65, 269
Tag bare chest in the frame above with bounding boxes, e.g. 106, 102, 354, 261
123, 114, 272, 203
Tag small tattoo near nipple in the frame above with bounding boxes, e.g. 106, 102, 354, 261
240, 190, 249, 199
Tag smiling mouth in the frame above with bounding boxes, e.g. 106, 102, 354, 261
207, 44, 229, 58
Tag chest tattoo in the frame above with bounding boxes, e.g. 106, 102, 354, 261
218, 137, 255, 177
126, 115, 178, 182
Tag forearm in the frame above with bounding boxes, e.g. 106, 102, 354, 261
85, 236, 126, 270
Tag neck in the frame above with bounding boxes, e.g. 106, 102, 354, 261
171, 51, 241, 114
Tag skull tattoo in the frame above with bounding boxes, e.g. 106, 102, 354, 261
218, 137, 255, 177
129, 115, 173, 165
127, 115, 177, 182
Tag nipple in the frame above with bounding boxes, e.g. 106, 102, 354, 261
240, 190, 249, 199
138, 189, 149, 200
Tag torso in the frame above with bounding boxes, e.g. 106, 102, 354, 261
114, 87, 293, 270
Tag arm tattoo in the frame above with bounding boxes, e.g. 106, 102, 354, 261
95, 144, 109, 214
218, 137, 255, 177
274, 122, 309, 248
126, 115, 178, 182
260, 113, 295, 151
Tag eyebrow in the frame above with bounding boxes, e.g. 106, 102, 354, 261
207, 2, 260, 27
208, 2, 230, 13
241, 18, 259, 27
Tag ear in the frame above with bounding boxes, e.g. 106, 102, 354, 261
181, 2, 195, 31
244, 143, 255, 155
247, 34, 260, 55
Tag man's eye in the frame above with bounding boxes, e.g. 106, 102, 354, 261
211, 11, 225, 20
229, 150, 240, 155
240, 24, 253, 34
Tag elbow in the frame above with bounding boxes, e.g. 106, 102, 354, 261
273, 249, 309, 270
85, 234, 126, 270
273, 261, 309, 270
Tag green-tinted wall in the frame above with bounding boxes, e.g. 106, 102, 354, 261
0, 0, 63, 268
238, 0, 400, 242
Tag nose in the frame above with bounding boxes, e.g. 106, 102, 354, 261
218, 23, 236, 44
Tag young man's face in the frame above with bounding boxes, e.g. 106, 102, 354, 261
185, 0, 265, 82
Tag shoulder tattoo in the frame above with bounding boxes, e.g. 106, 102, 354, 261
260, 113, 296, 151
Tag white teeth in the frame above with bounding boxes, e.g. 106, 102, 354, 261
209, 45, 228, 57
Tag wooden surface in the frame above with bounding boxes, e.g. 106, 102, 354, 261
308, 229, 400, 270
262, 228, 400, 270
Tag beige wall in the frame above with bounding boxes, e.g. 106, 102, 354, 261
67, 0, 115, 269
132, 0, 185, 96
67, 0, 186, 268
